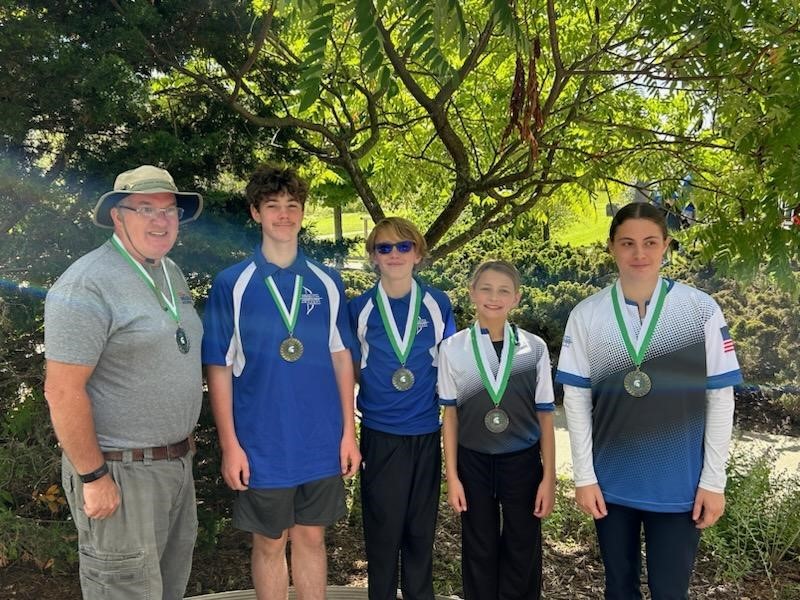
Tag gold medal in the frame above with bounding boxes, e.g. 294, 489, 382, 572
279, 337, 304, 362
391, 367, 415, 391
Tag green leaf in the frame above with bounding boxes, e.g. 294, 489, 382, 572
354, 0, 375, 29
298, 77, 322, 112
359, 27, 379, 50
362, 39, 382, 69
414, 34, 436, 58
378, 65, 392, 90
406, 8, 433, 43
407, 0, 429, 19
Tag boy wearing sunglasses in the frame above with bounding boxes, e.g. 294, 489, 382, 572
348, 217, 456, 600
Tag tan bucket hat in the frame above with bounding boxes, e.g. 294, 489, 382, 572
93, 165, 203, 228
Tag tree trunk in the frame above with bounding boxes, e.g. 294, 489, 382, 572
334, 205, 343, 269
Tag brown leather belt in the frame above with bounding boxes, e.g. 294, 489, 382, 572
102, 437, 192, 461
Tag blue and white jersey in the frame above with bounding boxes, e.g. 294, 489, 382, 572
349, 281, 455, 435
202, 248, 353, 488
438, 324, 555, 455
555, 278, 742, 512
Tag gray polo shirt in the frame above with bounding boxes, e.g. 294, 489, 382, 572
44, 240, 203, 450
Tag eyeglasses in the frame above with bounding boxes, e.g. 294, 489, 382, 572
117, 205, 184, 220
374, 240, 415, 254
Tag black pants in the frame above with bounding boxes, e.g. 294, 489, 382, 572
457, 444, 543, 600
595, 503, 701, 600
360, 427, 441, 600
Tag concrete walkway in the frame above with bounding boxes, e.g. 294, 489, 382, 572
552, 406, 800, 477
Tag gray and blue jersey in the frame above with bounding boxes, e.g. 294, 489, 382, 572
555, 278, 742, 512
438, 324, 555, 455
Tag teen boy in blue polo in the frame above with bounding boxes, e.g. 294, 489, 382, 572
202, 165, 360, 599
349, 217, 456, 600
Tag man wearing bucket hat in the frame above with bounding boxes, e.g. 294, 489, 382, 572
44, 165, 203, 599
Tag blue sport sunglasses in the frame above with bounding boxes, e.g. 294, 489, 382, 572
374, 240, 415, 254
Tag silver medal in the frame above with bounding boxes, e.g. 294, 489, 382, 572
484, 408, 510, 433
176, 327, 190, 354
392, 367, 415, 391
279, 337, 304, 362
623, 369, 651, 397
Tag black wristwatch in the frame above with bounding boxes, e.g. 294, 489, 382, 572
79, 462, 109, 483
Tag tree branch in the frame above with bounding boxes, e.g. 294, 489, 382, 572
228, 4, 275, 102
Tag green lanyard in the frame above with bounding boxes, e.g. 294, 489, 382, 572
110, 234, 180, 324
374, 281, 422, 367
470, 322, 516, 407
610, 279, 668, 369
265, 274, 303, 336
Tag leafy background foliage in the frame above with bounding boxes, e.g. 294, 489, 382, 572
1, 0, 799, 595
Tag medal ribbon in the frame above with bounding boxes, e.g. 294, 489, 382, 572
110, 234, 180, 324
470, 321, 516, 407
375, 280, 422, 367
265, 274, 303, 336
611, 279, 668, 369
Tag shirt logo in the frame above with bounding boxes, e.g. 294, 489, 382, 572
417, 317, 429, 333
720, 326, 735, 353
302, 287, 322, 315
562, 335, 572, 348
178, 291, 194, 305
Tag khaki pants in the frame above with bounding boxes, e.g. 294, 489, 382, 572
62, 452, 197, 600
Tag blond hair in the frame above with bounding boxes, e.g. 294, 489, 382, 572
366, 217, 428, 258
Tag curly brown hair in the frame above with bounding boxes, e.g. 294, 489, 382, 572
245, 164, 308, 210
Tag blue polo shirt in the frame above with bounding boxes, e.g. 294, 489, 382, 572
349, 281, 455, 435
202, 248, 353, 488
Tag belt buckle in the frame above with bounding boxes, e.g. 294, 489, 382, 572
165, 441, 174, 461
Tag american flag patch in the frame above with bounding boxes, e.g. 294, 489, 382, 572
720, 326, 735, 353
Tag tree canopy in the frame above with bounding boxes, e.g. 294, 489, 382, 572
1, 0, 799, 286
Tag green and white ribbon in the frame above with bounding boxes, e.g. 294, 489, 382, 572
110, 234, 179, 324
470, 321, 516, 406
610, 279, 668, 369
265, 274, 303, 336
375, 280, 422, 367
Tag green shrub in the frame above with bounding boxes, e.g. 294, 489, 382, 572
701, 448, 800, 587
340, 268, 377, 299
0, 507, 77, 572
776, 393, 800, 424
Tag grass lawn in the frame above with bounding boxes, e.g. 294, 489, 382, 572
303, 207, 610, 247
304, 210, 368, 238
553, 209, 611, 246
